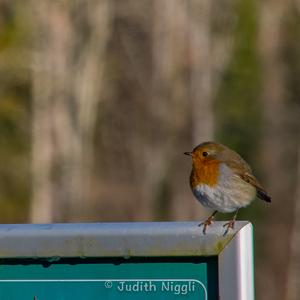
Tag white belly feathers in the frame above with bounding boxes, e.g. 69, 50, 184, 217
192, 163, 256, 213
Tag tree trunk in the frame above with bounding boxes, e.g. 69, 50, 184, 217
187, 0, 214, 219
146, 0, 190, 220
30, 1, 111, 222
285, 146, 300, 300
258, 1, 295, 299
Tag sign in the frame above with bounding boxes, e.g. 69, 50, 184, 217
0, 222, 253, 300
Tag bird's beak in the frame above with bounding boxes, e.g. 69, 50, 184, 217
184, 151, 192, 156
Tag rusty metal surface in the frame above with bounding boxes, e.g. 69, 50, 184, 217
0, 221, 249, 258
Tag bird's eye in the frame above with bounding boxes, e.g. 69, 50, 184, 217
202, 151, 208, 157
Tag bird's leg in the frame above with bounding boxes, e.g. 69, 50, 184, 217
198, 211, 217, 234
223, 210, 239, 236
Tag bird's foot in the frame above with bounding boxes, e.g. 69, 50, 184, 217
223, 219, 235, 236
198, 216, 215, 235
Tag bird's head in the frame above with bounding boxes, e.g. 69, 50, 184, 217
184, 141, 227, 187
184, 141, 226, 166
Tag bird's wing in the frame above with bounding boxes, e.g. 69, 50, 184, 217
240, 172, 271, 202
218, 150, 271, 203
216, 148, 252, 174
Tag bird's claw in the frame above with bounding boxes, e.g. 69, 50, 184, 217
223, 219, 235, 236
198, 216, 214, 235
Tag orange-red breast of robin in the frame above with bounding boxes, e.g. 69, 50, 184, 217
184, 141, 271, 234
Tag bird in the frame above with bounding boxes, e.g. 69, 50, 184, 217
184, 141, 271, 235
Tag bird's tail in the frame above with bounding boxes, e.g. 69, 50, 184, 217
257, 188, 271, 203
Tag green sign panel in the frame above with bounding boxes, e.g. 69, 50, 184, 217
0, 257, 218, 300
0, 222, 254, 299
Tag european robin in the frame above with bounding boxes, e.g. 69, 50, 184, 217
184, 141, 271, 234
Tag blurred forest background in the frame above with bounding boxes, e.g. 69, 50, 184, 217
0, 0, 299, 299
